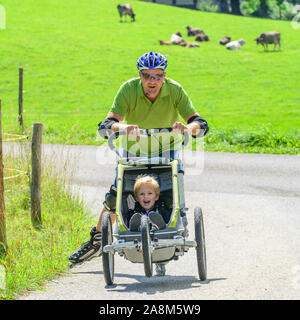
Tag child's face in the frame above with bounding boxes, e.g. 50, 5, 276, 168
135, 184, 159, 211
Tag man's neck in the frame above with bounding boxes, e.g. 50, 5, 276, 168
144, 92, 158, 103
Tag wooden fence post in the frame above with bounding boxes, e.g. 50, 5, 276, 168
0, 100, 7, 256
18, 67, 24, 128
31, 123, 43, 228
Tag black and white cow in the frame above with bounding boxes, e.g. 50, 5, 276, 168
117, 4, 135, 22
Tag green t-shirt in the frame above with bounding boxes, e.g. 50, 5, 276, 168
110, 77, 196, 156
110, 77, 196, 128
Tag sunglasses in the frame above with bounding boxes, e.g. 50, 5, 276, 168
140, 72, 165, 81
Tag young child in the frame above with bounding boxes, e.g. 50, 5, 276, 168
128, 175, 169, 232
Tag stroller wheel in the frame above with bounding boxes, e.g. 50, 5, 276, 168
141, 215, 153, 277
194, 207, 207, 281
102, 211, 115, 285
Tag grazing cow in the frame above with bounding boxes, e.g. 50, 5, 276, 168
255, 31, 280, 51
117, 4, 135, 22
185, 25, 204, 36
219, 36, 231, 45
225, 39, 246, 50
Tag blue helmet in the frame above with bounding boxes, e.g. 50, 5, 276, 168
137, 51, 168, 71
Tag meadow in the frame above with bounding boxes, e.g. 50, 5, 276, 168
0, 0, 299, 153
0, 146, 97, 299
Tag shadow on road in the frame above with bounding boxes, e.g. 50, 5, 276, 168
106, 275, 226, 294
73, 270, 226, 294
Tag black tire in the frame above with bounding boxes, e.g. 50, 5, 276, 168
141, 215, 153, 277
194, 207, 207, 281
102, 211, 115, 285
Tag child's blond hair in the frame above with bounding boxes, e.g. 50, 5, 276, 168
134, 175, 160, 198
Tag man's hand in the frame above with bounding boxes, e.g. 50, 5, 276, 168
111, 120, 140, 141
173, 121, 201, 136
172, 121, 188, 134
125, 125, 140, 141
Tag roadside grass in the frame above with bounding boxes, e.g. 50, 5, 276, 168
0, 0, 299, 153
0, 145, 96, 300
205, 125, 300, 154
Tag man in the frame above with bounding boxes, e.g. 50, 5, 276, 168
68, 51, 209, 266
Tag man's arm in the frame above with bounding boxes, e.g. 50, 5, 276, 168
106, 112, 123, 132
173, 84, 209, 137
105, 112, 141, 140
173, 112, 209, 137
185, 112, 201, 136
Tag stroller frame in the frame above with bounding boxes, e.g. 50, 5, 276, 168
101, 129, 207, 284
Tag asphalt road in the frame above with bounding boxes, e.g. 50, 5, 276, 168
10, 143, 300, 300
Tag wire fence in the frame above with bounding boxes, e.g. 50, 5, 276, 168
1, 69, 45, 257
2, 133, 29, 181
3, 168, 28, 181
2, 133, 28, 142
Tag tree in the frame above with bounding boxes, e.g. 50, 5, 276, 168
219, 0, 230, 13
260, 0, 270, 17
287, 0, 300, 4
241, 0, 273, 18
230, 0, 242, 15
276, 0, 284, 19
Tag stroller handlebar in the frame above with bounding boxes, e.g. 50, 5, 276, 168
107, 127, 189, 157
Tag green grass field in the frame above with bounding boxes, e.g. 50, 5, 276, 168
1, 148, 97, 299
0, 0, 299, 153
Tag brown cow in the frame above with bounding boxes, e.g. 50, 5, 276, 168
117, 4, 135, 22
159, 40, 173, 45
159, 40, 199, 48
183, 42, 200, 48
195, 33, 210, 42
185, 25, 204, 36
255, 31, 280, 51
